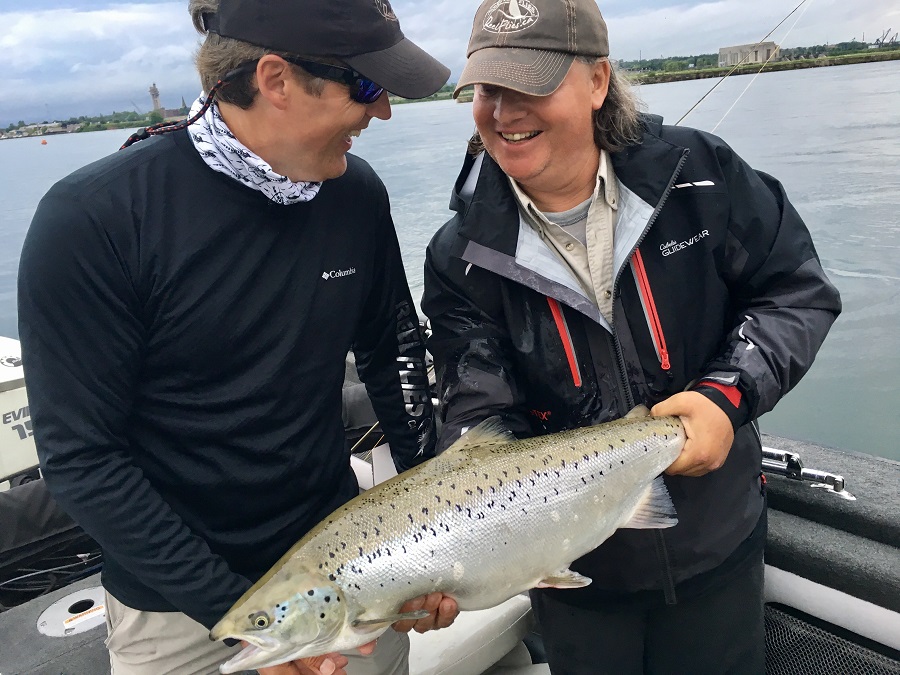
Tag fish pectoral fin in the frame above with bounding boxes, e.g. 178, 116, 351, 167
621, 475, 678, 529
352, 609, 430, 628
444, 416, 516, 453
536, 569, 592, 589
624, 405, 652, 419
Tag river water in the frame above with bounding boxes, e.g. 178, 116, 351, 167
1, 61, 898, 460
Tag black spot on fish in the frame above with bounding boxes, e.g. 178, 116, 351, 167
320, 613, 325, 619
308, 590, 315, 596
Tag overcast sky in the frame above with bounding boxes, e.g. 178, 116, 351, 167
1, 0, 897, 126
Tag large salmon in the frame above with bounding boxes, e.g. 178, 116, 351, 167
211, 407, 685, 672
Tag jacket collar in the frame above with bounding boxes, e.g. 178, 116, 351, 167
448, 115, 689, 324
452, 115, 687, 256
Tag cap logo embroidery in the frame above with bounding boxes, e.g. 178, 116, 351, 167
483, 0, 539, 34
374, 0, 398, 22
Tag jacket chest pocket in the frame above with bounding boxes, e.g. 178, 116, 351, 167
547, 297, 583, 388
630, 249, 672, 374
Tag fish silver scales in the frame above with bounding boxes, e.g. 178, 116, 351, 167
211, 409, 685, 673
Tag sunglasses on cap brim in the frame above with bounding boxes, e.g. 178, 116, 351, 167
223, 57, 385, 104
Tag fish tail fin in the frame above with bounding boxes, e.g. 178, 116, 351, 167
621, 476, 678, 529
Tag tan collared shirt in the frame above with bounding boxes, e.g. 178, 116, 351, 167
509, 150, 619, 322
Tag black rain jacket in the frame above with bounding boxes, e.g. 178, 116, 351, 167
422, 116, 841, 604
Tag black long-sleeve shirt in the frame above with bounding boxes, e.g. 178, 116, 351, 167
17, 129, 434, 629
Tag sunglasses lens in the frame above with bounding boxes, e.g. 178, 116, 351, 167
355, 80, 385, 104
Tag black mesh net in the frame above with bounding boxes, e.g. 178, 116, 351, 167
766, 604, 900, 674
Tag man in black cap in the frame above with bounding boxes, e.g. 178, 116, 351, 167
18, 0, 458, 673
423, 0, 840, 673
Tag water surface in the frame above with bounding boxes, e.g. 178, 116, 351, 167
1, 61, 898, 460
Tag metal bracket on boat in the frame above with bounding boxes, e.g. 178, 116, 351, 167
761, 448, 855, 499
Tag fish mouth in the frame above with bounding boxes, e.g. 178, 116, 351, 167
218, 637, 295, 674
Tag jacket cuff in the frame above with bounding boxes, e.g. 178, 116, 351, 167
692, 382, 750, 432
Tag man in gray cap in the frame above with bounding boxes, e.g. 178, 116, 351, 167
19, 0, 458, 673
423, 0, 840, 672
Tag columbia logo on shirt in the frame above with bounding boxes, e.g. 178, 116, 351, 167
322, 268, 357, 280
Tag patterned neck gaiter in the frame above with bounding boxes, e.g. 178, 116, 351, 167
187, 95, 321, 205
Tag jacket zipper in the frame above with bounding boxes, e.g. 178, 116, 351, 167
610, 149, 690, 410
631, 248, 672, 372
547, 297, 583, 387
611, 150, 689, 602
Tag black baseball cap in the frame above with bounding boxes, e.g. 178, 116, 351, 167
204, 0, 450, 99
456, 0, 610, 97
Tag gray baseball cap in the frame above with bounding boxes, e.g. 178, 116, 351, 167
455, 0, 609, 98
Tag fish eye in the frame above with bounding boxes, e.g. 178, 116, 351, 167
250, 611, 271, 629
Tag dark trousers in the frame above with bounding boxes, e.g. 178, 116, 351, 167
530, 550, 765, 675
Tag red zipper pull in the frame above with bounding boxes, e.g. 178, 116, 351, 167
660, 349, 671, 372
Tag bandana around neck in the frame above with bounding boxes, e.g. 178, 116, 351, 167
187, 95, 321, 205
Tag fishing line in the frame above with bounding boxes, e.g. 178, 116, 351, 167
675, 0, 810, 127
711, 0, 817, 133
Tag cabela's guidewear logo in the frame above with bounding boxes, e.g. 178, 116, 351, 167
660, 230, 710, 257
374, 0, 397, 21
483, 0, 539, 34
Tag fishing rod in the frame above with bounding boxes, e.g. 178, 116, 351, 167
675, 0, 814, 128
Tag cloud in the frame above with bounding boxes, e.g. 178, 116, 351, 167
1, 0, 897, 125
0, 3, 200, 124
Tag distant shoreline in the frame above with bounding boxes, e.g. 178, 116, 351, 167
627, 49, 900, 85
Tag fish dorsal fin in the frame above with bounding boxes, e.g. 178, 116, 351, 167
621, 476, 678, 529
624, 404, 652, 419
536, 568, 592, 589
444, 416, 516, 454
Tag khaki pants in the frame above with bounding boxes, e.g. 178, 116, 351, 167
105, 591, 410, 675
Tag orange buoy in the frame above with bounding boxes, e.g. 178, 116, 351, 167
41, 139, 47, 145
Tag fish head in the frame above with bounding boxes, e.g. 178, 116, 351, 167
211, 572, 349, 673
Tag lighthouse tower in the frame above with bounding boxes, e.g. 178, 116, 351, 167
149, 83, 161, 111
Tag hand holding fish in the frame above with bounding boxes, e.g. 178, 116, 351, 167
653, 391, 734, 477
392, 592, 460, 633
